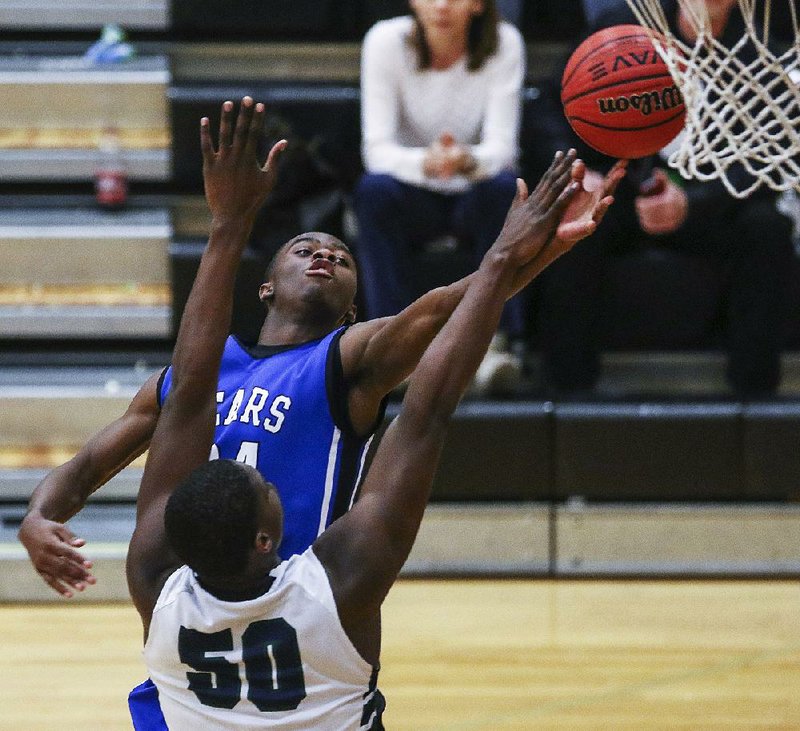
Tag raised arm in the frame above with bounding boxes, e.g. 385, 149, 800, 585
315, 151, 586, 656
126, 98, 286, 628
18, 371, 161, 597
341, 157, 626, 434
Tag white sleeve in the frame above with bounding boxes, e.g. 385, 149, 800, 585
468, 23, 524, 179
360, 22, 428, 185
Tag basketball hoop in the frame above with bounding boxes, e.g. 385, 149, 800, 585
624, 0, 800, 198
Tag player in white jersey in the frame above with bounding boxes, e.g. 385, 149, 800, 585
125, 97, 618, 729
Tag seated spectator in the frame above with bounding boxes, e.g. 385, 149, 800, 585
536, 0, 795, 398
354, 0, 526, 393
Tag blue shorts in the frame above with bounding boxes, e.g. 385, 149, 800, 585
128, 679, 168, 730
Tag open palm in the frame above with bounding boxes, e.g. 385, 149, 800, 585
556, 160, 628, 248
555, 159, 628, 247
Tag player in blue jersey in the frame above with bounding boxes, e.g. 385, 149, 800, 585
126, 97, 600, 730
20, 100, 625, 597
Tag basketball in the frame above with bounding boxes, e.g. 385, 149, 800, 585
561, 24, 686, 159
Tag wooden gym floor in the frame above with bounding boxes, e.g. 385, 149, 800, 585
1, 579, 798, 730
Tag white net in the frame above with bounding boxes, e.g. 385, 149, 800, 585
624, 0, 800, 197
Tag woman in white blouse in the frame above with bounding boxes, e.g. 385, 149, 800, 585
354, 0, 527, 392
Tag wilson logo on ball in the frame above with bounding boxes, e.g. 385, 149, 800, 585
597, 85, 684, 116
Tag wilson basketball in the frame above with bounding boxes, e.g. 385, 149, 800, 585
561, 24, 686, 158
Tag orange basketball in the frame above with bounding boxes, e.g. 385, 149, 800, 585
561, 24, 686, 159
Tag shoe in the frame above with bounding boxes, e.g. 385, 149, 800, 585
472, 334, 522, 396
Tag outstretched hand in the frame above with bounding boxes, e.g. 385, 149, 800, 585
554, 158, 627, 248
498, 156, 626, 298
18, 515, 95, 598
491, 149, 581, 268
200, 96, 287, 224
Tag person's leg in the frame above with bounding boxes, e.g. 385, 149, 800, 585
672, 195, 794, 397
353, 173, 449, 319
536, 198, 637, 393
721, 199, 794, 396
451, 171, 526, 393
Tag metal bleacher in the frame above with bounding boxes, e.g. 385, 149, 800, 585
1, 1, 799, 601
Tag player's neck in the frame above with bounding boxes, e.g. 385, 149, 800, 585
256, 308, 343, 346
197, 557, 281, 601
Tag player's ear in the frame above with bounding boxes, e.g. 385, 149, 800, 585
259, 282, 274, 303
255, 532, 273, 554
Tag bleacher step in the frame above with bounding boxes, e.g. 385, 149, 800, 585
0, 0, 168, 30
0, 366, 161, 446
0, 208, 170, 285
0, 56, 170, 181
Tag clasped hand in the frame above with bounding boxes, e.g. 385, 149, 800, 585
423, 132, 477, 180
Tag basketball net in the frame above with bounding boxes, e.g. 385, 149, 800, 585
624, 0, 800, 198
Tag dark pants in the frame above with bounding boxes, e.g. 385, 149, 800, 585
353, 171, 524, 336
537, 194, 795, 397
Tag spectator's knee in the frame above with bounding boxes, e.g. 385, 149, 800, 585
354, 173, 404, 219
735, 198, 794, 258
472, 170, 519, 202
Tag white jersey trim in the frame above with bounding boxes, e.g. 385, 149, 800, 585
317, 427, 341, 536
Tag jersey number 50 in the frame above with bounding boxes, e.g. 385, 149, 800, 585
178, 618, 306, 712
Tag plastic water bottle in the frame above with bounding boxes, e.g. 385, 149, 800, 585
94, 127, 128, 209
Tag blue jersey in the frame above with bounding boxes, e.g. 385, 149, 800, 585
158, 327, 383, 559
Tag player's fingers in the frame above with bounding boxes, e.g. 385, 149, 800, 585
515, 177, 529, 203
531, 150, 565, 199
232, 96, 254, 152
200, 117, 214, 163
540, 157, 577, 209
592, 195, 615, 224
547, 180, 580, 220
604, 159, 628, 196
52, 528, 90, 564
53, 523, 77, 542
39, 571, 75, 598
43, 552, 92, 582
244, 101, 265, 158
557, 219, 596, 242
547, 149, 575, 184
571, 158, 586, 183
542, 149, 578, 203
218, 100, 235, 150
263, 138, 288, 174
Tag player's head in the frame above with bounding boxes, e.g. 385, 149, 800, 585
409, 0, 498, 71
259, 232, 358, 325
165, 459, 283, 580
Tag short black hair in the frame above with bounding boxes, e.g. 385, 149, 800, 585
165, 460, 260, 577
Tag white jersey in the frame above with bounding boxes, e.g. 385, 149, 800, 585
143, 549, 382, 730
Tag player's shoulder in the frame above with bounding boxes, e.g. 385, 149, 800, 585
151, 565, 194, 614
276, 549, 338, 612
